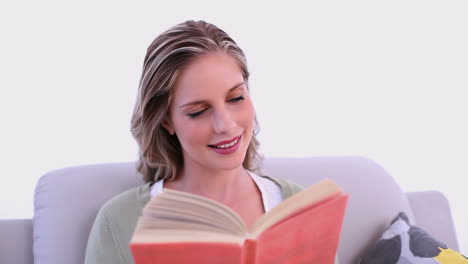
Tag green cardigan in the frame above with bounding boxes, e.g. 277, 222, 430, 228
84, 176, 303, 264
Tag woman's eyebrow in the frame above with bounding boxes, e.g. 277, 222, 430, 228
179, 82, 245, 109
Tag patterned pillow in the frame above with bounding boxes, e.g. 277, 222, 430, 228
359, 212, 467, 264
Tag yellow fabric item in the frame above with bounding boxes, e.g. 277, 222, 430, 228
435, 247, 468, 264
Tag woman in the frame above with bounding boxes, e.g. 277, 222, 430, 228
84, 20, 305, 264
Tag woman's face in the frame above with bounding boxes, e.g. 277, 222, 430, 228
164, 52, 255, 173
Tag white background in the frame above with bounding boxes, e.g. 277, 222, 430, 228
1, 0, 467, 253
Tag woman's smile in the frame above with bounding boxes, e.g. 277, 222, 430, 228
208, 134, 242, 155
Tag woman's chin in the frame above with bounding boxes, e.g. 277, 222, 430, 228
207, 152, 247, 171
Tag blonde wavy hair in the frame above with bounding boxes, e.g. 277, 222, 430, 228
130, 20, 262, 183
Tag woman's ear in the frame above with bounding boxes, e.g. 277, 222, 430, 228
162, 118, 175, 135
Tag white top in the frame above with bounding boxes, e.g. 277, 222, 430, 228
150, 170, 283, 212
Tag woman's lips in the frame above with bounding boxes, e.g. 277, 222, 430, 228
210, 135, 241, 147
208, 135, 242, 155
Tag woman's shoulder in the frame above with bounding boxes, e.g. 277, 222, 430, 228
255, 174, 303, 200
98, 183, 152, 220
90, 183, 152, 240
85, 183, 152, 264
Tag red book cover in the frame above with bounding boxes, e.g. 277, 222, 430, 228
253, 193, 347, 264
130, 241, 242, 264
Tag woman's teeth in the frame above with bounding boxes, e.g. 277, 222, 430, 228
215, 138, 238, 149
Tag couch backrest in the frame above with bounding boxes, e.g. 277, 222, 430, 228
33, 156, 417, 264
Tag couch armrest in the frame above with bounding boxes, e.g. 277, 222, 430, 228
0, 219, 33, 264
407, 191, 459, 251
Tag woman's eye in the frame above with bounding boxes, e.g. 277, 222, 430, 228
187, 109, 206, 119
228, 95, 244, 103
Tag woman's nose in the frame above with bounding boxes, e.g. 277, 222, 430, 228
213, 108, 236, 133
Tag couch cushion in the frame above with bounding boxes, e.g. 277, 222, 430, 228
359, 212, 468, 263
262, 156, 415, 264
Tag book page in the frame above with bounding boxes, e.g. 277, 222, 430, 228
131, 229, 244, 244
137, 189, 248, 237
136, 217, 235, 234
251, 179, 342, 236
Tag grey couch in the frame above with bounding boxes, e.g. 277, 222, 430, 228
0, 156, 459, 264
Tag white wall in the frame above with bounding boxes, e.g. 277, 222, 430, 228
1, 0, 467, 253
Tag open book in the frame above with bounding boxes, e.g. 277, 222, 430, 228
130, 179, 348, 264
